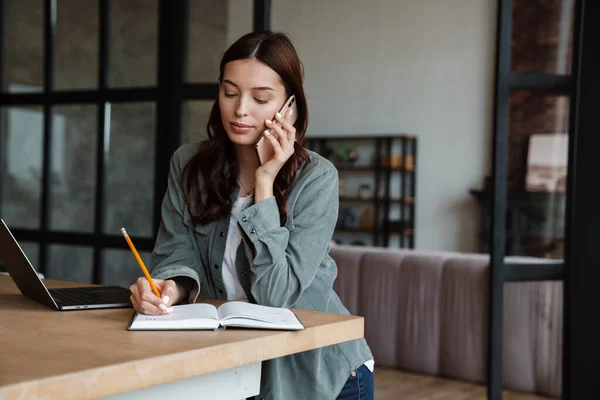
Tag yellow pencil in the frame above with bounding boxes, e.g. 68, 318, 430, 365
121, 227, 161, 298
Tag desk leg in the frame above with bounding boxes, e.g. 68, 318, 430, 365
100, 362, 261, 400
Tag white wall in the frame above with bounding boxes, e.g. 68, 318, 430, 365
226, 0, 253, 46
229, 0, 497, 252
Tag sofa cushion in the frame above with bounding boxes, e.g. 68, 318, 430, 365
329, 243, 563, 398
438, 254, 489, 383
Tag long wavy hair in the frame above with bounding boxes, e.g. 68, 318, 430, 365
182, 31, 310, 226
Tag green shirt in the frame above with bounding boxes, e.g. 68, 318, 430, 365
150, 143, 373, 400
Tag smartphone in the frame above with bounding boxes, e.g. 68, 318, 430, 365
255, 94, 299, 165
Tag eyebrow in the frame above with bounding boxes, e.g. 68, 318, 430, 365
222, 79, 275, 91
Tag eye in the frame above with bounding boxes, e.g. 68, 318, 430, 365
224, 92, 237, 98
254, 98, 269, 105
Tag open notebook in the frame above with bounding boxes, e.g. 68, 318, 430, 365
128, 301, 305, 331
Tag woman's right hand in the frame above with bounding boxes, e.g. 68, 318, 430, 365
129, 277, 183, 315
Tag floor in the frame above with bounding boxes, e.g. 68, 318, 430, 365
374, 368, 556, 400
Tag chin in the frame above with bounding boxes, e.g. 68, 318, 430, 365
226, 131, 259, 146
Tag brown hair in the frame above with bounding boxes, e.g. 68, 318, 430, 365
182, 31, 310, 226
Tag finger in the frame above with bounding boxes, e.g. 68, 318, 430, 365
129, 282, 137, 297
266, 118, 293, 152
263, 129, 283, 153
265, 119, 284, 141
158, 280, 179, 307
140, 288, 165, 310
131, 281, 168, 314
136, 276, 157, 297
139, 298, 165, 315
274, 110, 296, 138
272, 114, 295, 153
130, 294, 141, 313
137, 277, 164, 308
129, 282, 142, 303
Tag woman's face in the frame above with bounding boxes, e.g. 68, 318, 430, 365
219, 58, 288, 147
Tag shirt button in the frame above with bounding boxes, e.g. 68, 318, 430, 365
241, 216, 248, 222
219, 232, 224, 237
213, 264, 219, 270
351, 371, 357, 377
218, 289, 223, 294
250, 228, 256, 234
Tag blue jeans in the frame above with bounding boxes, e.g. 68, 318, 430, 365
335, 364, 375, 400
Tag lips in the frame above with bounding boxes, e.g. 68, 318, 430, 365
230, 122, 254, 134
231, 122, 252, 128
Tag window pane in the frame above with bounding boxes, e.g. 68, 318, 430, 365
110, 0, 158, 87
186, 0, 252, 82
47, 244, 93, 283
183, 100, 213, 144
508, 91, 569, 194
475, 91, 569, 259
55, 0, 99, 90
510, 91, 569, 259
2, 0, 44, 92
18, 242, 40, 272
50, 105, 97, 232
102, 248, 150, 288
104, 102, 156, 237
511, 0, 575, 75
1, 106, 44, 229
0, 241, 39, 275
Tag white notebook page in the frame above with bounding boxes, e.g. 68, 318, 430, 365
134, 303, 218, 323
217, 301, 299, 325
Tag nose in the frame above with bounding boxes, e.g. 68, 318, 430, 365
235, 97, 249, 117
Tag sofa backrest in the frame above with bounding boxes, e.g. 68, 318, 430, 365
330, 243, 563, 398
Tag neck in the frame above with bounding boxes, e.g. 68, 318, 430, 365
235, 144, 260, 194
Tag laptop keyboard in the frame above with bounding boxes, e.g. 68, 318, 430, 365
49, 287, 114, 306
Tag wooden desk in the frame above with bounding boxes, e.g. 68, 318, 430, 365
0, 276, 364, 399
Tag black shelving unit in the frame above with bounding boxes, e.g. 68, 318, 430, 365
306, 135, 417, 248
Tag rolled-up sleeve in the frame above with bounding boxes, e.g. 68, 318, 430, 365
150, 147, 201, 303
235, 167, 338, 308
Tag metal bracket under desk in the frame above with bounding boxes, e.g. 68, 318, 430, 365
100, 362, 261, 400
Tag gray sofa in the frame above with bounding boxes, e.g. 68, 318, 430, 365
329, 243, 562, 398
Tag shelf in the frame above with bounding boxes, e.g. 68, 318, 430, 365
307, 135, 417, 248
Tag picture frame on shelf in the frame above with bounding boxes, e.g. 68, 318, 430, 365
525, 133, 568, 193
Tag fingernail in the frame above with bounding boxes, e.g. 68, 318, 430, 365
289, 109, 293, 116
264, 130, 270, 136
276, 112, 281, 118
159, 303, 167, 311
162, 295, 170, 304
166, 307, 174, 313
265, 119, 272, 124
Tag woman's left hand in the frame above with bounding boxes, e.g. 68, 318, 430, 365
256, 108, 296, 182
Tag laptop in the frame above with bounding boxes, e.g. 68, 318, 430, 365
0, 218, 132, 310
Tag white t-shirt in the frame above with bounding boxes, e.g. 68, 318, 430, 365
221, 194, 254, 301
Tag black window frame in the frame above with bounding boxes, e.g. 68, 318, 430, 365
0, 0, 271, 283
488, 0, 599, 399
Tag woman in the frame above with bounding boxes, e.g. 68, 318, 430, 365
129, 30, 374, 400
